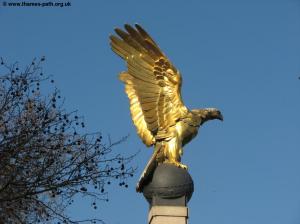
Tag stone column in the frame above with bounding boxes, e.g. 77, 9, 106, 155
148, 204, 188, 224
142, 164, 194, 224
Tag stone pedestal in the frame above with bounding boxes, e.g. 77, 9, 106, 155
148, 205, 188, 224
142, 163, 194, 224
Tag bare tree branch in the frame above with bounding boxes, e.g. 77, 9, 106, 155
0, 57, 136, 224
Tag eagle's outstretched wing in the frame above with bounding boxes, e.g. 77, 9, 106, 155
110, 24, 188, 146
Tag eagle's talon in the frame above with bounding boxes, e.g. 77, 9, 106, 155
177, 163, 188, 170
164, 160, 188, 170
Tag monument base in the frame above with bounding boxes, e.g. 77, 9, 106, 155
142, 164, 194, 224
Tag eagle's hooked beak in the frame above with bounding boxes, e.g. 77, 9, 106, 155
217, 112, 224, 121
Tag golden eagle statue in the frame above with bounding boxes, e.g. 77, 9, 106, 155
110, 24, 223, 192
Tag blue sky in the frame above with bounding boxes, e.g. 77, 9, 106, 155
1, 0, 300, 223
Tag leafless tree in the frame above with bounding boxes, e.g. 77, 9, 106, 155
0, 57, 135, 224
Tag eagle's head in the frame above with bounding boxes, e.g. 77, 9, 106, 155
192, 108, 223, 125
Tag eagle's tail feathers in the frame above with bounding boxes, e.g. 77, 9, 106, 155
136, 145, 161, 192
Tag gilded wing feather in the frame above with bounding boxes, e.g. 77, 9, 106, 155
119, 72, 156, 146
110, 24, 188, 146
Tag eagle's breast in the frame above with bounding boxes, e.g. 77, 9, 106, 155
175, 116, 200, 147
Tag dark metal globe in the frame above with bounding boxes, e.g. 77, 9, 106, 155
142, 163, 194, 204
